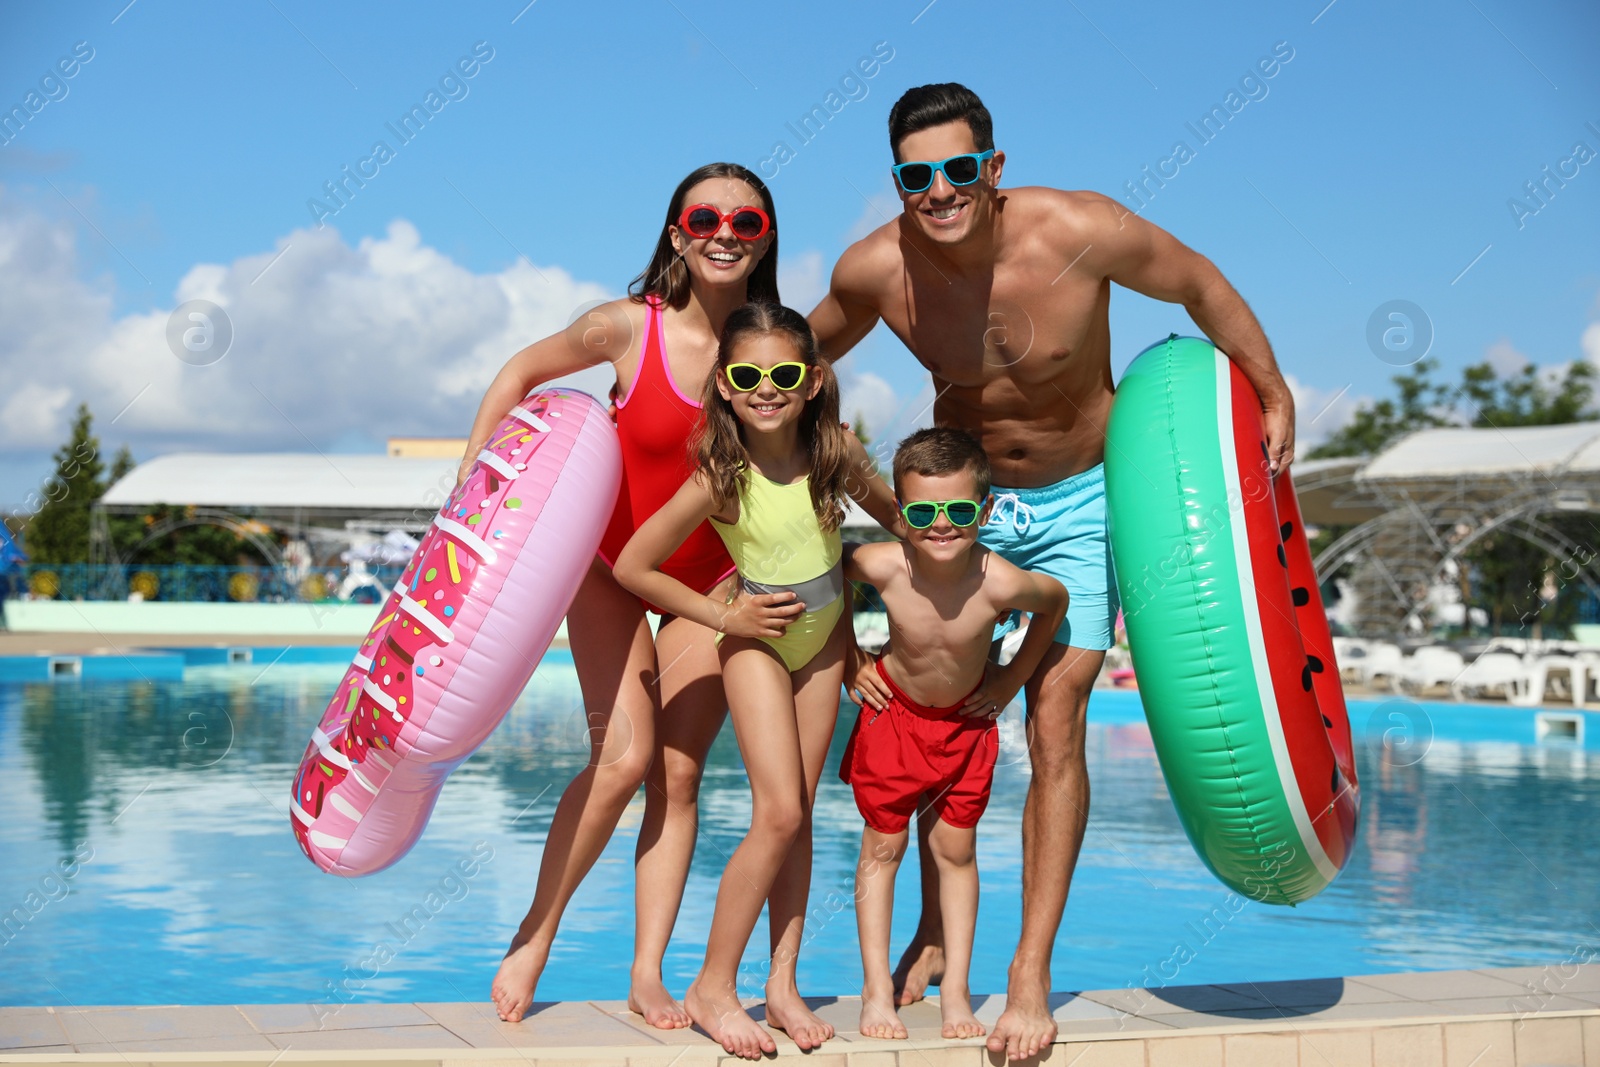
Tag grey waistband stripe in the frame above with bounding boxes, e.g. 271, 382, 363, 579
741, 562, 843, 608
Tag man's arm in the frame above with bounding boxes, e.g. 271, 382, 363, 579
809, 239, 887, 365
1088, 194, 1296, 474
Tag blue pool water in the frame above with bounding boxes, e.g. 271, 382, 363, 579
1, 654, 1596, 1008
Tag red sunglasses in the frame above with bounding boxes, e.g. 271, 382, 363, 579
677, 204, 771, 241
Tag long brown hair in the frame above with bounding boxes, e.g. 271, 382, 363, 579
693, 302, 850, 532
628, 163, 780, 310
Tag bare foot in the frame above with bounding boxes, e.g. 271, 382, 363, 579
490, 934, 548, 1023
938, 986, 986, 1040
987, 977, 1057, 1062
628, 972, 691, 1030
891, 935, 945, 1005
858, 985, 908, 1040
685, 979, 776, 1060
763, 984, 834, 1051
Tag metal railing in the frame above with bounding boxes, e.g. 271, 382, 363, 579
9, 563, 407, 603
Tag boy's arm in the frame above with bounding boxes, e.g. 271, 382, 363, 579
614, 476, 804, 638
957, 566, 1069, 719
842, 543, 893, 710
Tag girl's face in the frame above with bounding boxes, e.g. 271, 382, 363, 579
715, 332, 820, 436
669, 177, 774, 294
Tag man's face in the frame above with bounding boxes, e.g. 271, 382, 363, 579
893, 121, 1004, 247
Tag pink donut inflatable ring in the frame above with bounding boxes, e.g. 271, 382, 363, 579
291, 388, 621, 876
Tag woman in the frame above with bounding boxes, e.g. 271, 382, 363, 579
458, 164, 835, 1050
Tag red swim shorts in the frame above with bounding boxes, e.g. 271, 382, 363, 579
839, 659, 999, 835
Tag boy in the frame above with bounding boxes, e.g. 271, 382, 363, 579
840, 427, 1068, 1041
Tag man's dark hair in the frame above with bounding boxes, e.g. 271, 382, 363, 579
887, 83, 994, 163
893, 426, 992, 500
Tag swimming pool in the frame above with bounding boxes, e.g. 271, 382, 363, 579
1, 653, 1596, 1008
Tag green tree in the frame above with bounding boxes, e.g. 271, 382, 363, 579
1459, 359, 1596, 427
23, 403, 105, 564
1307, 358, 1454, 459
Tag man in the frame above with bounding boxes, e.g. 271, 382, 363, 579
809, 83, 1296, 1062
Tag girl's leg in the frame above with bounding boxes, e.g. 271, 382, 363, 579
927, 817, 985, 1039
491, 559, 660, 1023
762, 622, 846, 1049
856, 825, 910, 1039
684, 637, 808, 1060
629, 610, 728, 1028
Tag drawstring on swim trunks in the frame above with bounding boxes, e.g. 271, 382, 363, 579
988, 492, 1037, 535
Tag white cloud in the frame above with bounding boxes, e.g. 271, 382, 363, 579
0, 203, 615, 460
1583, 322, 1600, 367
843, 182, 902, 243
778, 248, 826, 314
1285, 373, 1364, 449
1484, 338, 1529, 375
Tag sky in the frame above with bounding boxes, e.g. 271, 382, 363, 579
0, 0, 1597, 509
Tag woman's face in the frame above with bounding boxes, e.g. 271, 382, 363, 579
668, 177, 774, 295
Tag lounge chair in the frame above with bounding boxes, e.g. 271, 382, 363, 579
1510, 655, 1586, 707
1396, 647, 1466, 694
1450, 652, 1530, 703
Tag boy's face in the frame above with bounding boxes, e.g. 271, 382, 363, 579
897, 468, 991, 565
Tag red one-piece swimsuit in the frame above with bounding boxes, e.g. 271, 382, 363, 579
595, 295, 736, 612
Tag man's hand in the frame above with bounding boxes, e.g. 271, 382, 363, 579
1261, 386, 1296, 477
717, 589, 805, 639
958, 664, 1025, 721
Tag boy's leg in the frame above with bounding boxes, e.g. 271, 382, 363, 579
893, 635, 1004, 1005
927, 817, 985, 1039
684, 637, 807, 1061
762, 620, 845, 1050
856, 824, 910, 1039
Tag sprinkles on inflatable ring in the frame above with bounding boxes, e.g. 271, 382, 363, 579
290, 388, 621, 876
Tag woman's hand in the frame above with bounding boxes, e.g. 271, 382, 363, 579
454, 451, 477, 492
716, 589, 806, 639
958, 664, 1024, 721
846, 644, 892, 710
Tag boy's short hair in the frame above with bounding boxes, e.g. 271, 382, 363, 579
887, 83, 995, 163
893, 427, 992, 500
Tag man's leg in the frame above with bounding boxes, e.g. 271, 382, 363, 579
987, 641, 1103, 1062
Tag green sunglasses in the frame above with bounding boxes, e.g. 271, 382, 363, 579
726, 362, 808, 392
900, 499, 983, 529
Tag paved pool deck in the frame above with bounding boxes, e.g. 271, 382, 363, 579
2, 966, 1598, 1066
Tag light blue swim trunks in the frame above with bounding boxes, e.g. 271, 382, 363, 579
979, 463, 1120, 651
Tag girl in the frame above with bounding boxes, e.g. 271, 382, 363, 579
615, 302, 890, 1059
461, 165, 845, 1047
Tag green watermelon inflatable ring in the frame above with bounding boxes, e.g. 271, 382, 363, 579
1105, 335, 1360, 905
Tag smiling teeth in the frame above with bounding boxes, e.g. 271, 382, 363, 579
708, 252, 738, 261
931, 207, 960, 219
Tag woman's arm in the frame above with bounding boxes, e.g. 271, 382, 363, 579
456, 299, 639, 487
613, 476, 805, 638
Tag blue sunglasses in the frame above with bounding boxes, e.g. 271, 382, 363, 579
891, 150, 995, 194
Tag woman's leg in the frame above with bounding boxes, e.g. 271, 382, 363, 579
761, 621, 845, 1049
491, 558, 660, 1023
629, 609, 728, 1028
684, 637, 808, 1060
